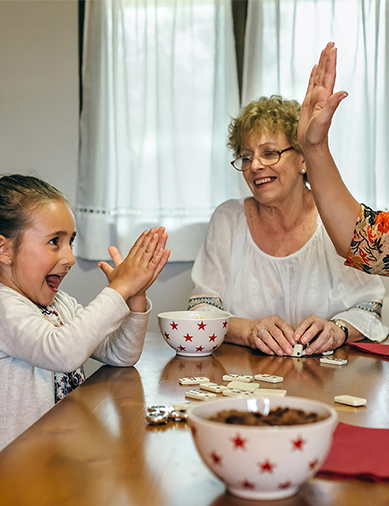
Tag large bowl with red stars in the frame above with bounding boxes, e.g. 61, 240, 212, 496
157, 310, 230, 357
188, 396, 337, 500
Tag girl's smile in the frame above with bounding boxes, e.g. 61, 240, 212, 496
4, 201, 76, 306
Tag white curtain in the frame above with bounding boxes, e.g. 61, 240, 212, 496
76, 0, 242, 262
243, 0, 389, 211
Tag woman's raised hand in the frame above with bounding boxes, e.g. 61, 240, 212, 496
298, 42, 348, 149
98, 227, 170, 304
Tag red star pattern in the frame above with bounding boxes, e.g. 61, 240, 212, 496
212, 345, 218, 350
170, 321, 179, 330
309, 458, 319, 470
210, 452, 222, 465
278, 481, 292, 489
232, 434, 247, 449
241, 480, 255, 489
291, 436, 306, 451
163, 332, 170, 340
184, 333, 193, 342
178, 345, 186, 351
208, 333, 217, 342
222, 320, 228, 328
196, 345, 204, 352
258, 460, 275, 473
197, 321, 207, 330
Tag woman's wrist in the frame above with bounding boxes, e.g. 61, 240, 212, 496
330, 319, 349, 345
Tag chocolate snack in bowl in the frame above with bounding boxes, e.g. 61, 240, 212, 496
188, 396, 337, 500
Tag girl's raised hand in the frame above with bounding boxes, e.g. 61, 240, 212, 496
98, 227, 170, 303
298, 42, 348, 148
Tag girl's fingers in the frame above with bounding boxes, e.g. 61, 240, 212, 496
108, 246, 123, 267
142, 248, 171, 291
155, 229, 168, 251
97, 261, 114, 280
154, 248, 171, 275
129, 230, 149, 257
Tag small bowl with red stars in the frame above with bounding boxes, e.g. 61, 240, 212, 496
187, 396, 337, 500
157, 310, 231, 357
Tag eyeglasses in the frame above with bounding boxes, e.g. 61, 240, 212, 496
231, 146, 294, 171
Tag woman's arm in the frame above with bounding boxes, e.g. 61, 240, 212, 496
298, 42, 360, 258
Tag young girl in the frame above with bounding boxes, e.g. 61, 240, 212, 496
0, 174, 170, 451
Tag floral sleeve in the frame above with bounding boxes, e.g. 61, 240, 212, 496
345, 203, 389, 275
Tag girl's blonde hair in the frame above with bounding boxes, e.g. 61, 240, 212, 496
228, 95, 302, 157
0, 174, 68, 253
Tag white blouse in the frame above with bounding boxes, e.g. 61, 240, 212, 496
189, 199, 388, 342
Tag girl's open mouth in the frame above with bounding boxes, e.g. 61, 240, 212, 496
46, 275, 62, 292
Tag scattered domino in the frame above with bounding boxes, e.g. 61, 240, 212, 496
254, 374, 284, 383
199, 382, 228, 393
255, 388, 287, 397
223, 389, 257, 398
227, 380, 260, 392
179, 376, 210, 385
185, 389, 217, 401
222, 374, 253, 382
334, 395, 366, 407
320, 357, 348, 366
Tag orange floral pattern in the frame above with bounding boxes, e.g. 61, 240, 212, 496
345, 204, 389, 276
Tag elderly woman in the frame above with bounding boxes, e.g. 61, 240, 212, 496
188, 95, 388, 356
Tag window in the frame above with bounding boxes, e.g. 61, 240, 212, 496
76, 0, 243, 262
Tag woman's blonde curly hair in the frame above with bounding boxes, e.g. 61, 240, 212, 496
227, 95, 302, 157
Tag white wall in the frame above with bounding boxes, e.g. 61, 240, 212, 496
0, 0, 194, 336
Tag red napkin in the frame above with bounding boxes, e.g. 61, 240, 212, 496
318, 422, 389, 482
346, 342, 389, 358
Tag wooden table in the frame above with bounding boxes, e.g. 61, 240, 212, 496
1, 332, 389, 506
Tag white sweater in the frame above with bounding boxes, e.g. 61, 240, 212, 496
0, 283, 150, 451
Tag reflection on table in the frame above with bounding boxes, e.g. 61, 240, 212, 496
0, 332, 389, 506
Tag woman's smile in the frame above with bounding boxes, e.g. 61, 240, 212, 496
254, 176, 276, 188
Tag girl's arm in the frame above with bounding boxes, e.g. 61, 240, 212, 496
298, 42, 360, 258
0, 287, 142, 372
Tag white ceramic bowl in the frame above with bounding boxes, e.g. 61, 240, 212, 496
157, 310, 231, 357
188, 396, 338, 500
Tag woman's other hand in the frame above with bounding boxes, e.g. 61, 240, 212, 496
248, 315, 296, 356
294, 314, 347, 354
